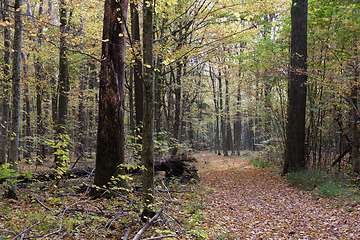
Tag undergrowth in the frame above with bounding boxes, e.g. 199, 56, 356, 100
288, 170, 360, 202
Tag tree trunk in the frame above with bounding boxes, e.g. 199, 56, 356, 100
218, 70, 227, 156
131, 1, 143, 143
142, 0, 155, 218
234, 79, 242, 155
21, 53, 32, 161
35, 1, 46, 163
225, 76, 233, 154
351, 42, 360, 174
173, 62, 182, 142
0, 0, 11, 165
6, 0, 23, 199
283, 0, 308, 174
93, 0, 130, 192
55, 0, 70, 167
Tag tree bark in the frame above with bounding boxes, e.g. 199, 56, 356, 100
0, 0, 11, 165
6, 0, 23, 199
35, 0, 46, 163
55, 0, 70, 167
210, 68, 220, 155
283, 0, 308, 174
93, 0, 130, 192
142, 0, 155, 218
21, 53, 32, 161
131, 1, 143, 142
234, 78, 242, 155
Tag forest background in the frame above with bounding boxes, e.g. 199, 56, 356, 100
0, 0, 360, 238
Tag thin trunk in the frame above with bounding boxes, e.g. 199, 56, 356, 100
129, 66, 135, 135
35, 0, 46, 163
234, 79, 242, 155
351, 42, 360, 174
131, 1, 143, 142
55, 1, 70, 167
219, 70, 227, 156
6, 0, 23, 199
225, 76, 233, 154
0, 0, 11, 165
142, 0, 155, 219
22, 53, 31, 161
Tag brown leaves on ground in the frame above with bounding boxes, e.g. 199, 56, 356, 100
196, 152, 360, 239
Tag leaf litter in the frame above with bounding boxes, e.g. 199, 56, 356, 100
195, 152, 360, 239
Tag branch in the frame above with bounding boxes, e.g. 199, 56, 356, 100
133, 209, 163, 240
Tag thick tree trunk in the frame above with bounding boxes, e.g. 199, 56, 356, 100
283, 0, 308, 174
6, 0, 23, 199
142, 0, 155, 218
93, 0, 130, 191
0, 0, 11, 165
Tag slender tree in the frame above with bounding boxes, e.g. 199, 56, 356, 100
92, 0, 130, 192
0, 0, 11, 165
6, 0, 23, 199
131, 1, 143, 143
142, 0, 155, 219
283, 0, 308, 174
55, 0, 70, 167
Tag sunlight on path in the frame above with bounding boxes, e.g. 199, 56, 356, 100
195, 152, 360, 239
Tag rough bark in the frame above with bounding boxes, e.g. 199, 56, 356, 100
283, 0, 308, 174
142, 0, 155, 218
93, 0, 130, 192
6, 0, 23, 199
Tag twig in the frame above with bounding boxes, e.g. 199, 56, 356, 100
123, 227, 131, 240
161, 181, 173, 201
12, 215, 47, 240
33, 194, 53, 212
38, 226, 63, 240
133, 209, 163, 240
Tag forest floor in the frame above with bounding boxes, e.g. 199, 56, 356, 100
195, 152, 360, 239
1, 152, 360, 239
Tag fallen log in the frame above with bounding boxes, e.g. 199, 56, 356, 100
0, 166, 94, 184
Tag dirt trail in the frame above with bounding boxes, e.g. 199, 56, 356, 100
196, 152, 360, 239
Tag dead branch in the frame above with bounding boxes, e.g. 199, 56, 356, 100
133, 208, 163, 240
11, 216, 46, 240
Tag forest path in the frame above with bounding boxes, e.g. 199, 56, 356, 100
195, 152, 360, 239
